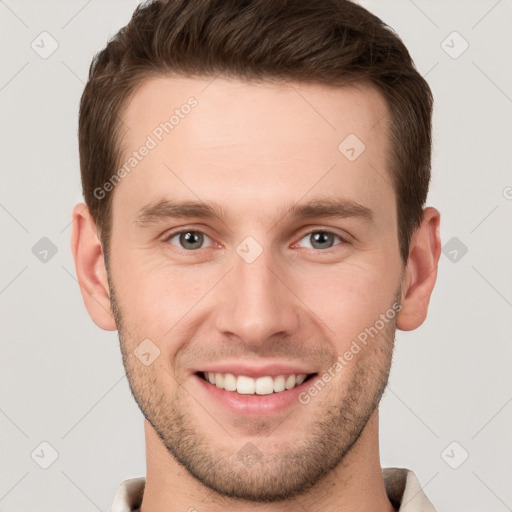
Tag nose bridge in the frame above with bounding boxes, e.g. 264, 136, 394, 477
214, 238, 299, 345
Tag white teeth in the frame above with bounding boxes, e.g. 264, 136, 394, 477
237, 375, 255, 394
273, 375, 286, 392
285, 375, 296, 389
202, 372, 310, 394
255, 376, 274, 395
223, 373, 237, 391
214, 373, 224, 388
295, 374, 307, 385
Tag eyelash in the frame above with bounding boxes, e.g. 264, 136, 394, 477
162, 228, 348, 255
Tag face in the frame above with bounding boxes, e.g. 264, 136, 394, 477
107, 76, 404, 501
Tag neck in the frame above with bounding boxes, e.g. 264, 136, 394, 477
140, 409, 395, 512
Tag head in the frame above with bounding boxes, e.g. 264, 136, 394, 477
72, 0, 441, 504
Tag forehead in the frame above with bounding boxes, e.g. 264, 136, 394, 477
120, 75, 389, 151
113, 75, 394, 227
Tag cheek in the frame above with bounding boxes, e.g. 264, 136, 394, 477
294, 261, 399, 348
112, 255, 211, 342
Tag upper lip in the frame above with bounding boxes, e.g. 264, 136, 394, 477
194, 363, 317, 379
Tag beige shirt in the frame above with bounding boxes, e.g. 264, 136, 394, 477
110, 467, 437, 511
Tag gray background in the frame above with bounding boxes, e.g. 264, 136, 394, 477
1, 0, 511, 510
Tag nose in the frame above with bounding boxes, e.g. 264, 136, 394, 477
212, 244, 301, 349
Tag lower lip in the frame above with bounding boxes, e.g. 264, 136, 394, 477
192, 373, 317, 416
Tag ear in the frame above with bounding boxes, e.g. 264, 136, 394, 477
396, 207, 441, 331
70, 203, 117, 331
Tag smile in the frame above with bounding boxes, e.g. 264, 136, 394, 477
197, 371, 317, 395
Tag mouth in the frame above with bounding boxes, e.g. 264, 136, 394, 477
195, 371, 318, 395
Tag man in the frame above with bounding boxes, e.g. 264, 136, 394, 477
70, 0, 441, 510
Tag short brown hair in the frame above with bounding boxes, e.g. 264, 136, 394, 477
79, 0, 433, 264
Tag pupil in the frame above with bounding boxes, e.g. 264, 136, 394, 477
181, 231, 202, 250
312, 232, 332, 249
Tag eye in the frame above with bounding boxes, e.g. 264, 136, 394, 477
296, 230, 345, 251
162, 228, 346, 253
165, 230, 213, 251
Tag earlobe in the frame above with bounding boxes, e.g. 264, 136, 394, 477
70, 203, 117, 331
396, 207, 441, 332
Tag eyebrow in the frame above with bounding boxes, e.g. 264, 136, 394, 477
133, 197, 374, 227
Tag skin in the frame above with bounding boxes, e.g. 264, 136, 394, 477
71, 76, 441, 512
